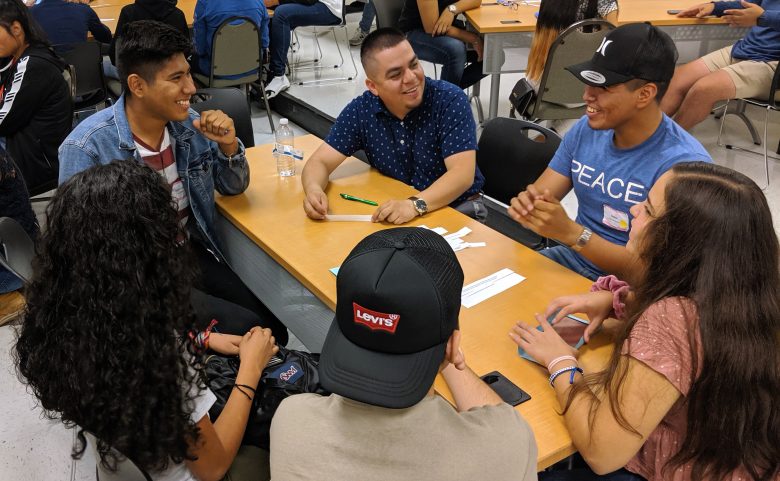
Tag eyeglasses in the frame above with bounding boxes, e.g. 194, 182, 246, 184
496, 0, 519, 10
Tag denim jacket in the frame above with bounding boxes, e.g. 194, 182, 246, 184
59, 94, 249, 260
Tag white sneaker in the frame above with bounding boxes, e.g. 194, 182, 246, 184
265, 75, 290, 99
349, 29, 369, 46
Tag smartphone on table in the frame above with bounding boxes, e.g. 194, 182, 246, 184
516, 312, 589, 364
667, 9, 682, 14
480, 371, 531, 406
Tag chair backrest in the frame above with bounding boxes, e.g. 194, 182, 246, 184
531, 19, 615, 120
0, 217, 34, 284
209, 16, 261, 86
476, 117, 561, 205
55, 42, 107, 104
83, 432, 151, 481
191, 88, 255, 148
374, 0, 405, 29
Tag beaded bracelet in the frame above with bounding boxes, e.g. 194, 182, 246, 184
549, 366, 583, 387
547, 355, 577, 373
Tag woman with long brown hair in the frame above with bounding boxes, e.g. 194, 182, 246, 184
511, 162, 779, 481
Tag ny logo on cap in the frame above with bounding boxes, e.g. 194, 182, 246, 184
596, 38, 613, 56
353, 302, 400, 334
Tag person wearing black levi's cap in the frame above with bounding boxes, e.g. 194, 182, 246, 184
508, 22, 712, 282
269, 227, 537, 481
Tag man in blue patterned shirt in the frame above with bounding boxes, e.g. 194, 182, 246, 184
301, 28, 485, 224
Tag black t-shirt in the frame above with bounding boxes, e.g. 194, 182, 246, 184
397, 0, 457, 32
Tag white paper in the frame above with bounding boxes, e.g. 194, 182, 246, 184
444, 227, 472, 241
418, 225, 448, 235
324, 214, 372, 222
461, 268, 526, 308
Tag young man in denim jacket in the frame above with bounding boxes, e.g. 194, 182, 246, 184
59, 20, 289, 345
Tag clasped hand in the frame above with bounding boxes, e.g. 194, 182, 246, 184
508, 185, 578, 243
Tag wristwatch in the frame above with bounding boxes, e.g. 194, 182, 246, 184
570, 227, 592, 252
408, 196, 428, 216
447, 4, 458, 14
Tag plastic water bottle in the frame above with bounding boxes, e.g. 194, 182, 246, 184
275, 118, 295, 177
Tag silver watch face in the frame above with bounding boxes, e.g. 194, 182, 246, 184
448, 5, 457, 12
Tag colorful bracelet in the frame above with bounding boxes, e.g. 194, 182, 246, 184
549, 366, 584, 387
189, 318, 219, 353
547, 355, 577, 373
590, 275, 631, 320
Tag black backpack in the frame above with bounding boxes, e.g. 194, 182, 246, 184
205, 347, 329, 450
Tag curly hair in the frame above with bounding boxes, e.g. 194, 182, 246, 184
15, 160, 205, 473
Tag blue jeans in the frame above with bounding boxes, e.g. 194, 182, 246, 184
406, 29, 466, 86
540, 245, 604, 281
269, 2, 340, 77
358, 0, 375, 33
0, 267, 22, 294
540, 468, 646, 481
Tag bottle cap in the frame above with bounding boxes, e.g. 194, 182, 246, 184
280, 118, 289, 125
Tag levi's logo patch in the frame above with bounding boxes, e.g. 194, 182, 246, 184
269, 362, 303, 383
353, 302, 400, 334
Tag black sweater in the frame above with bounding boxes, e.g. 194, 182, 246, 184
0, 45, 71, 196
108, 0, 190, 65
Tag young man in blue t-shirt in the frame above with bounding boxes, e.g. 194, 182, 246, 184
508, 23, 712, 280
661, 0, 780, 130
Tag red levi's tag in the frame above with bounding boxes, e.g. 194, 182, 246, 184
352, 302, 400, 334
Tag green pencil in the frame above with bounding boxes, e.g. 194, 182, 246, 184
340, 193, 378, 206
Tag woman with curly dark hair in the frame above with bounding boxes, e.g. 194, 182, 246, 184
512, 162, 779, 481
15, 160, 278, 481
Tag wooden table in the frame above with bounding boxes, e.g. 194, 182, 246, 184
465, 0, 747, 119
215, 135, 613, 469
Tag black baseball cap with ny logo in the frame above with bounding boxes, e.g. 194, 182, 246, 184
565, 22, 678, 88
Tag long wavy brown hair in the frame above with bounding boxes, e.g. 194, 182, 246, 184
566, 162, 780, 481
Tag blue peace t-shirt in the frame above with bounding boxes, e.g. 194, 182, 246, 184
548, 114, 712, 246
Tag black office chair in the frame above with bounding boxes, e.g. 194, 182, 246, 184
477, 117, 562, 249
55, 42, 109, 115
0, 217, 35, 284
191, 88, 256, 148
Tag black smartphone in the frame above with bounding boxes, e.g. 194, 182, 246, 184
481, 371, 531, 406
667, 9, 682, 14
500, 19, 522, 24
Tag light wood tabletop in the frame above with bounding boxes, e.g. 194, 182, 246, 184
465, 0, 728, 34
216, 134, 614, 470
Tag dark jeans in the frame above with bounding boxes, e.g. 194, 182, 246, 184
192, 241, 289, 346
453, 194, 488, 223
405, 28, 486, 89
540, 468, 646, 481
268, 2, 340, 77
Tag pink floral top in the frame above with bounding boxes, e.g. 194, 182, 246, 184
621, 297, 763, 481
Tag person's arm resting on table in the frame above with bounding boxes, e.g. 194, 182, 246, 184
508, 168, 636, 278
440, 330, 504, 411
372, 149, 476, 224
195, 110, 250, 195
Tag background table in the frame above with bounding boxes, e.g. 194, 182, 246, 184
465, 0, 747, 119
215, 135, 613, 469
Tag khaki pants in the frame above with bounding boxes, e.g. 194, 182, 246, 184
701, 46, 779, 100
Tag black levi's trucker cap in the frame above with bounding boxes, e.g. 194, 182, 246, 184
565, 22, 678, 88
319, 227, 464, 409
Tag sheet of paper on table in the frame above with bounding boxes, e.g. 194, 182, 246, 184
461, 268, 526, 308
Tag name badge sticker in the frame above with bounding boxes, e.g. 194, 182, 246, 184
602, 204, 630, 232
